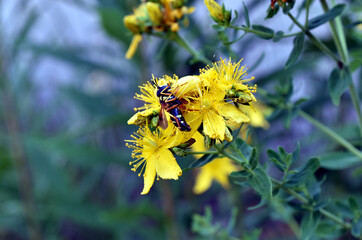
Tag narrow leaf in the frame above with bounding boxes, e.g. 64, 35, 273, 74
285, 33, 305, 69
352, 217, 362, 237
249, 148, 258, 170
308, 4, 346, 29
247, 167, 272, 200
251, 25, 274, 40
328, 67, 352, 106
188, 153, 218, 169
301, 211, 321, 240
319, 152, 361, 170
230, 170, 250, 178
243, 2, 250, 27
285, 158, 320, 187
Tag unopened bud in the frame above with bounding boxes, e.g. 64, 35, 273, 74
146, 2, 163, 26
123, 15, 141, 34
204, 0, 231, 24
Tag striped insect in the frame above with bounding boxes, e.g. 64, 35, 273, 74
155, 82, 191, 132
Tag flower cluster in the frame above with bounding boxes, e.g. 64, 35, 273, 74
123, 0, 195, 59
126, 59, 257, 194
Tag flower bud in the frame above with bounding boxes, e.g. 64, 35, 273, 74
123, 15, 141, 34
204, 0, 231, 24
146, 2, 163, 26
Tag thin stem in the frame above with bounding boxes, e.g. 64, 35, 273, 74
349, 84, 362, 144
299, 110, 362, 159
319, 0, 362, 143
170, 32, 211, 65
272, 179, 351, 229
229, 25, 301, 38
186, 151, 218, 155
305, 0, 312, 27
287, 13, 340, 64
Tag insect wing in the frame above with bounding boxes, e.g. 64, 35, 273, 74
158, 109, 168, 130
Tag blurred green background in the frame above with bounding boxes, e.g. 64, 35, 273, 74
0, 0, 361, 239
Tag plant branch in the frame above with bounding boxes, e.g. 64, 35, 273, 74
299, 110, 362, 159
170, 32, 211, 65
287, 13, 340, 64
272, 179, 351, 229
229, 25, 301, 38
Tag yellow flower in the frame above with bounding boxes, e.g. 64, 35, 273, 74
204, 0, 224, 21
200, 59, 257, 105
184, 87, 249, 141
239, 102, 271, 129
126, 125, 185, 195
127, 79, 160, 126
191, 132, 238, 194
146, 2, 163, 26
204, 0, 231, 23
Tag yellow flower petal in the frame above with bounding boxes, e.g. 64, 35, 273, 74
141, 155, 156, 195
203, 109, 226, 141
218, 102, 250, 124
193, 167, 213, 194
155, 148, 182, 179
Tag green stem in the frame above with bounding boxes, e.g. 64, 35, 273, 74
186, 151, 218, 155
305, 0, 312, 27
299, 110, 362, 159
229, 25, 300, 38
272, 179, 351, 229
349, 84, 362, 144
320, 0, 362, 143
287, 13, 340, 64
170, 32, 211, 65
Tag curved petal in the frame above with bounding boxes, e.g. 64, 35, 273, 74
218, 102, 249, 124
155, 148, 182, 179
193, 167, 213, 194
141, 156, 156, 195
203, 110, 225, 141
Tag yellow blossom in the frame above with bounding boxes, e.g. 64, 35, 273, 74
127, 79, 160, 126
239, 102, 271, 129
191, 132, 238, 194
184, 87, 249, 141
146, 2, 163, 26
200, 59, 257, 105
123, 15, 141, 34
126, 125, 187, 195
204, 0, 224, 22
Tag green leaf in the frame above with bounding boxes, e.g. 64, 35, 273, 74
230, 170, 250, 178
188, 153, 218, 169
285, 158, 320, 187
285, 33, 305, 69
265, 6, 279, 19
328, 67, 352, 106
235, 138, 253, 162
247, 198, 268, 210
249, 148, 258, 170
315, 220, 343, 239
352, 217, 362, 237
273, 31, 284, 42
319, 152, 361, 170
251, 25, 274, 40
267, 149, 286, 172
300, 211, 321, 240
282, 0, 295, 14
243, 2, 250, 27
247, 167, 272, 200
98, 8, 130, 45
308, 4, 346, 29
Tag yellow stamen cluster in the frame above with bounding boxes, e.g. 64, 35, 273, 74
124, 0, 195, 59
126, 59, 257, 194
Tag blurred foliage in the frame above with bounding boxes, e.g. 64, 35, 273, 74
0, 0, 361, 240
